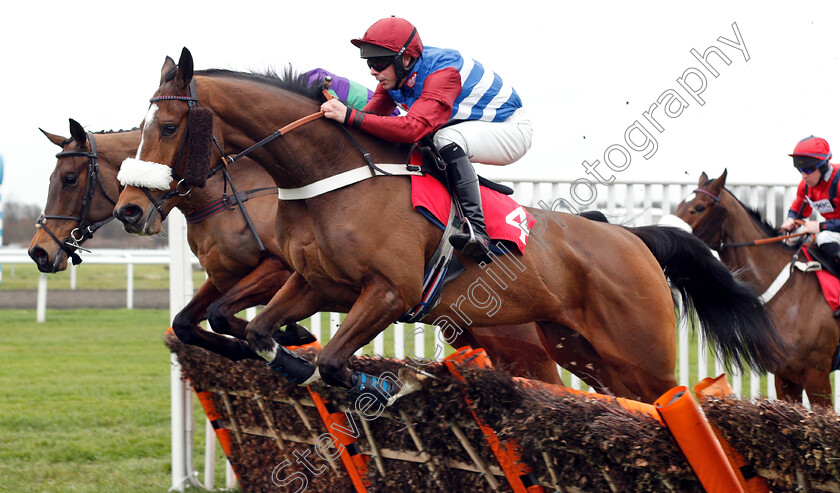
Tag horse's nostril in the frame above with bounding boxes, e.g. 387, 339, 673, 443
116, 205, 142, 224
28, 247, 47, 264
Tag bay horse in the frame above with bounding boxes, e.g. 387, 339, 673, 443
675, 170, 840, 407
29, 117, 568, 386
113, 48, 786, 404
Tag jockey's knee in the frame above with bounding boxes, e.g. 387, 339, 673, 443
816, 230, 840, 246
433, 127, 468, 154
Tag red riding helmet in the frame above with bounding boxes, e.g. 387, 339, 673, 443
351, 17, 423, 83
790, 136, 832, 174
351, 17, 424, 58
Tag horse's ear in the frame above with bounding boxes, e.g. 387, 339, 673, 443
698, 172, 709, 187
40, 128, 68, 148
709, 169, 727, 194
175, 47, 194, 90
160, 56, 176, 86
68, 119, 87, 148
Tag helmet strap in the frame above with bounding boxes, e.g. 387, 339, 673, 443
393, 28, 418, 84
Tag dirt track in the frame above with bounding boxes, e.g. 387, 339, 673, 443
0, 289, 169, 310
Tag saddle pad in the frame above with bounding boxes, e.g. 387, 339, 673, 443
802, 246, 840, 313
411, 174, 534, 254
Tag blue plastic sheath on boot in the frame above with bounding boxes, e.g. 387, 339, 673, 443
350, 371, 399, 405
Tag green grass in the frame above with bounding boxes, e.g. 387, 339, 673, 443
0, 263, 206, 291
0, 309, 202, 492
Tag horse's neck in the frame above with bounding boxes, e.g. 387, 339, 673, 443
175, 158, 274, 218
204, 76, 405, 189
98, 131, 139, 177
91, 132, 139, 217
720, 198, 793, 285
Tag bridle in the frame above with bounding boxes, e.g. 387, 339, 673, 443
35, 131, 118, 265
137, 79, 266, 250
689, 187, 811, 250
139, 79, 207, 221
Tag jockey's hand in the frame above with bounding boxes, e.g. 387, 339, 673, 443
321, 99, 348, 123
802, 220, 821, 234
779, 217, 797, 232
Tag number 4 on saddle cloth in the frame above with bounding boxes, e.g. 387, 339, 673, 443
398, 150, 535, 323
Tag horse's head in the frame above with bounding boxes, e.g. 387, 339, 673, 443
114, 48, 215, 235
28, 119, 127, 272
674, 170, 730, 245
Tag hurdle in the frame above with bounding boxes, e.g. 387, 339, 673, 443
165, 333, 840, 492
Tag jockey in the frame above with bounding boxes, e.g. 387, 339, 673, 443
320, 16, 533, 264
779, 136, 840, 266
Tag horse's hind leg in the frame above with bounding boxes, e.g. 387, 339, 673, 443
206, 257, 314, 346
535, 321, 676, 403
775, 376, 805, 405
803, 369, 833, 408
464, 324, 563, 386
172, 279, 259, 361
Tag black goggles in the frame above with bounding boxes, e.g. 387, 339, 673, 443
799, 166, 819, 175
366, 56, 393, 72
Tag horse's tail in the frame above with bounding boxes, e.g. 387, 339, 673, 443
626, 224, 788, 374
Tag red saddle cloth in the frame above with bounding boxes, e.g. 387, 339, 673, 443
410, 174, 535, 254
802, 246, 840, 312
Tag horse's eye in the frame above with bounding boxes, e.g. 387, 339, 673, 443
62, 174, 78, 187
161, 124, 178, 137
692, 204, 706, 213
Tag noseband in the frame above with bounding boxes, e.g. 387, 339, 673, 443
36, 131, 118, 265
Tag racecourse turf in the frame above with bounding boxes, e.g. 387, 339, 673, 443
0, 308, 229, 493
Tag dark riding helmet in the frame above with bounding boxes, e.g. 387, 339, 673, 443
790, 135, 832, 177
351, 16, 423, 84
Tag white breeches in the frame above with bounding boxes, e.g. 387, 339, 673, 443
432, 107, 533, 165
815, 229, 840, 247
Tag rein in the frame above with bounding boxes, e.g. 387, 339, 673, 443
36, 131, 118, 265
691, 188, 814, 249
220, 80, 338, 167
217, 77, 395, 179
718, 231, 813, 249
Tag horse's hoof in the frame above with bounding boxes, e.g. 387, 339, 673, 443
267, 345, 317, 385
393, 367, 429, 402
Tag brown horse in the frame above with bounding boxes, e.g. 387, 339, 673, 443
675, 170, 840, 407
28, 118, 308, 355
113, 48, 786, 404
29, 118, 569, 386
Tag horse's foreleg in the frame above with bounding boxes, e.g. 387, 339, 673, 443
206, 257, 313, 345
246, 272, 327, 383
172, 280, 260, 361
317, 282, 407, 405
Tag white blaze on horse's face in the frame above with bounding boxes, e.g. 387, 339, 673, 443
115, 103, 173, 190
136, 103, 159, 159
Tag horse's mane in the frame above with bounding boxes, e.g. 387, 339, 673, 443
194, 66, 321, 101
93, 127, 139, 135
721, 185, 796, 251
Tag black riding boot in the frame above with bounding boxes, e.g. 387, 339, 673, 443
440, 142, 493, 264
